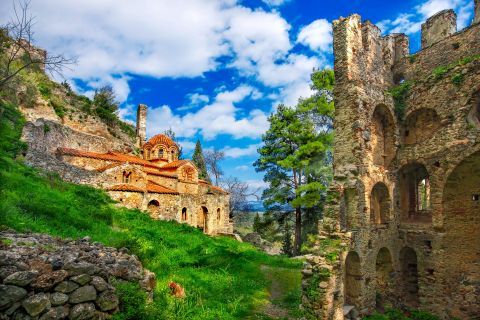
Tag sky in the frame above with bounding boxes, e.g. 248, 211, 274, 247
0, 0, 476, 192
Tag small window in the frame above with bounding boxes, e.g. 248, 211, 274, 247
159, 149, 164, 158
182, 208, 187, 221
122, 171, 132, 183
217, 208, 221, 223
417, 178, 430, 211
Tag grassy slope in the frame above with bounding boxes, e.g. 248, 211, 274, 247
0, 100, 302, 319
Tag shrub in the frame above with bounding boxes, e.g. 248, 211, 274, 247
50, 95, 66, 119
387, 81, 412, 121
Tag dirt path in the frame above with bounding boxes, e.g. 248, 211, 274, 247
248, 265, 302, 320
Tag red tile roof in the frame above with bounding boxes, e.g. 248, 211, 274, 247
106, 184, 144, 193
143, 167, 178, 179
58, 148, 160, 169
160, 160, 191, 170
144, 134, 178, 149
146, 180, 178, 194
198, 180, 228, 194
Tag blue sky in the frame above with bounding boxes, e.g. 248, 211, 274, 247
0, 0, 475, 191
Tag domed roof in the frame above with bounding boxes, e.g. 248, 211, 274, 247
144, 134, 178, 149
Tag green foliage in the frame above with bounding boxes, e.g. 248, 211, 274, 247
363, 309, 439, 320
387, 81, 412, 121
43, 124, 50, 134
432, 66, 449, 80
93, 85, 119, 125
430, 54, 480, 81
192, 139, 211, 182
0, 100, 301, 319
38, 82, 52, 99
50, 95, 66, 119
408, 55, 417, 64
22, 82, 38, 108
282, 223, 293, 256
112, 282, 151, 320
253, 213, 261, 233
451, 73, 464, 85
254, 69, 334, 254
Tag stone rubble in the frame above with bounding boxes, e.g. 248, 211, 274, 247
0, 230, 156, 319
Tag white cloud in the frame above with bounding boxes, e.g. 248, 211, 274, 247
222, 143, 262, 158
261, 0, 290, 7
188, 93, 210, 105
297, 19, 332, 52
177, 140, 196, 153
377, 0, 473, 34
143, 86, 269, 140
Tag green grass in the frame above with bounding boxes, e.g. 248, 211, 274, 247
363, 309, 440, 320
0, 100, 302, 319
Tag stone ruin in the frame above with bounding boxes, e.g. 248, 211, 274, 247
302, 1, 480, 319
0, 230, 155, 319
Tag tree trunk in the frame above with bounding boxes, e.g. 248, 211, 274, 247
293, 207, 302, 255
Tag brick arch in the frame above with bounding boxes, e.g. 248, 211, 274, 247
370, 182, 391, 224
371, 104, 396, 168
344, 251, 362, 309
398, 162, 432, 223
440, 150, 480, 318
375, 247, 394, 309
403, 108, 441, 144
467, 88, 480, 128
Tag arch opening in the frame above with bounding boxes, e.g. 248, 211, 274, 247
216, 208, 221, 226
370, 183, 390, 224
122, 171, 132, 183
340, 188, 358, 230
441, 151, 480, 317
399, 163, 431, 223
399, 247, 419, 308
371, 105, 396, 168
198, 206, 209, 233
148, 200, 160, 217
181, 207, 187, 221
403, 109, 440, 145
375, 248, 394, 310
345, 251, 362, 308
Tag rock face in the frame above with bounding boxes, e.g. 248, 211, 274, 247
242, 233, 282, 255
0, 230, 156, 319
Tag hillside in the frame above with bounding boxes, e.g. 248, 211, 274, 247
0, 71, 303, 319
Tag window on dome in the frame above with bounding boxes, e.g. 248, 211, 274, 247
159, 149, 164, 159
122, 171, 132, 183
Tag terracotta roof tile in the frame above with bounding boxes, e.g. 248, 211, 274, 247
106, 184, 144, 193
96, 162, 123, 172
146, 180, 178, 194
58, 148, 160, 169
144, 134, 177, 149
160, 160, 191, 169
142, 167, 178, 179
198, 180, 228, 194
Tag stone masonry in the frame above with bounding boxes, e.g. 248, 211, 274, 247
302, 2, 480, 319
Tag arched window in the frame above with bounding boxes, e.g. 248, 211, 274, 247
122, 171, 132, 183
370, 182, 390, 224
399, 163, 431, 222
171, 151, 175, 161
159, 148, 164, 159
147, 200, 160, 217
217, 208, 221, 225
146, 149, 151, 160
181, 208, 187, 221
403, 109, 440, 144
371, 105, 395, 168
345, 251, 362, 308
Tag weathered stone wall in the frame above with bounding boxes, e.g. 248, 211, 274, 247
0, 230, 155, 320
136, 104, 147, 148
303, 3, 480, 319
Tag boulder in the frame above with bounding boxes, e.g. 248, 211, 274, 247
3, 271, 38, 287
95, 290, 118, 312
0, 285, 27, 309
31, 270, 68, 291
69, 286, 97, 304
91, 276, 108, 292
69, 303, 96, 320
39, 305, 70, 320
71, 274, 91, 286
22, 293, 51, 317
55, 280, 79, 293
64, 262, 95, 276
50, 292, 68, 306
140, 270, 156, 292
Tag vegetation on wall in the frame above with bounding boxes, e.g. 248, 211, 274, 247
387, 80, 412, 121
0, 99, 303, 319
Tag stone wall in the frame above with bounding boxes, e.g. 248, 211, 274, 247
0, 230, 155, 320
302, 2, 480, 319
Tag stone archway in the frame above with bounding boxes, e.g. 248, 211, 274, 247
147, 200, 160, 218
371, 104, 396, 168
399, 247, 419, 308
441, 150, 480, 318
399, 163, 431, 223
375, 247, 394, 310
198, 206, 209, 233
370, 183, 390, 224
403, 109, 440, 144
345, 251, 362, 309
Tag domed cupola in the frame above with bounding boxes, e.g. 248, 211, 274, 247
142, 134, 179, 163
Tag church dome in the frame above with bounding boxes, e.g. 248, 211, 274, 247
144, 134, 177, 149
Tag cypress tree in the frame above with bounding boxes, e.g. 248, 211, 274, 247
192, 139, 211, 182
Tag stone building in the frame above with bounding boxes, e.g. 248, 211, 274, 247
55, 105, 232, 236
302, 1, 480, 319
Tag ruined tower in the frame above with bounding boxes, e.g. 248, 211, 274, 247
136, 104, 147, 148
302, 2, 480, 319
475, 0, 480, 24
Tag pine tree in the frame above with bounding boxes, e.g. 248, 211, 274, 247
192, 139, 211, 182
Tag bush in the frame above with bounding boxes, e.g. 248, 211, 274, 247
50, 95, 66, 119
